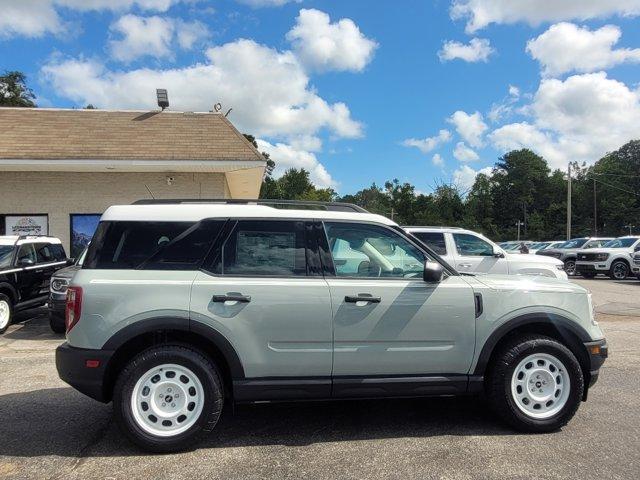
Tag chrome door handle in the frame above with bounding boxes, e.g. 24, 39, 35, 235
345, 295, 381, 304
212, 294, 251, 303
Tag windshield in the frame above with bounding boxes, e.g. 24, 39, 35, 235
0, 245, 14, 269
603, 238, 640, 248
559, 238, 588, 249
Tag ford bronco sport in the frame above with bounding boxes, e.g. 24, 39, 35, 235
56, 200, 608, 452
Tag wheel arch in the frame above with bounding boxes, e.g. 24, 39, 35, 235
101, 318, 244, 402
474, 313, 592, 391
0, 282, 18, 304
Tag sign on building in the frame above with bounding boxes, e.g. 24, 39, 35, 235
5, 215, 49, 236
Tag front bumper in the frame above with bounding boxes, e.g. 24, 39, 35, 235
584, 338, 608, 389
576, 262, 609, 274
56, 342, 114, 403
48, 295, 66, 328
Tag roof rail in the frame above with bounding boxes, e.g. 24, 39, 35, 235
403, 226, 465, 230
13, 234, 51, 245
131, 198, 369, 213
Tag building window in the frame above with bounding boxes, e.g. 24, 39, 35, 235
70, 214, 101, 258
1, 214, 49, 236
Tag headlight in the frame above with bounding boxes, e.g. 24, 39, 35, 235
50, 278, 69, 293
595, 253, 609, 261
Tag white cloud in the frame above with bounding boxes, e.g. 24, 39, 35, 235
488, 84, 521, 122
438, 38, 494, 62
289, 135, 323, 152
448, 110, 488, 147
453, 165, 493, 191
0, 0, 191, 38
451, 0, 640, 33
42, 39, 363, 140
236, 0, 301, 6
0, 0, 64, 38
508, 85, 520, 97
453, 141, 480, 162
489, 72, 640, 169
286, 9, 378, 72
175, 19, 210, 49
402, 129, 452, 154
527, 22, 640, 77
256, 139, 336, 188
432, 153, 445, 167
109, 15, 175, 62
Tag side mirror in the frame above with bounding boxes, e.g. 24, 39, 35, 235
67, 258, 76, 266
493, 247, 505, 258
18, 258, 35, 267
423, 261, 444, 283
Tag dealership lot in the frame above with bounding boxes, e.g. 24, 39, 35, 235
0, 278, 638, 480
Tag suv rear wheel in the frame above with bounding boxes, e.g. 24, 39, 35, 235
113, 345, 223, 453
486, 334, 583, 432
0, 294, 13, 334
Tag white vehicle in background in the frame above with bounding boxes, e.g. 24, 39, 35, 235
404, 227, 568, 280
575, 236, 640, 279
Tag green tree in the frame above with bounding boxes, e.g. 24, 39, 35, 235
0, 71, 36, 107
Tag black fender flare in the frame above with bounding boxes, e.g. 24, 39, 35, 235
0, 282, 18, 304
473, 313, 592, 376
102, 316, 245, 379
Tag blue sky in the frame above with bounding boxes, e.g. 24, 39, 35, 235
3, 0, 640, 194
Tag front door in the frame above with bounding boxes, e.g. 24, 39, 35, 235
451, 232, 509, 274
14, 243, 40, 303
322, 222, 477, 397
189, 219, 333, 401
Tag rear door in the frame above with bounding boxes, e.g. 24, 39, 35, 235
190, 219, 333, 401
34, 243, 66, 296
451, 232, 508, 274
322, 221, 476, 396
411, 231, 450, 263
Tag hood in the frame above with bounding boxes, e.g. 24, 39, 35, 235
578, 247, 632, 254
473, 274, 587, 294
52, 265, 81, 279
510, 253, 563, 266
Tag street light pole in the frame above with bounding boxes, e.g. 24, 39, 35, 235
566, 163, 572, 240
515, 221, 524, 241
625, 225, 635, 235
593, 177, 597, 236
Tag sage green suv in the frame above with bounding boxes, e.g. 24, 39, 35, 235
56, 200, 608, 452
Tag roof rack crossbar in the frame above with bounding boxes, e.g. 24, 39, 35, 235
131, 198, 369, 213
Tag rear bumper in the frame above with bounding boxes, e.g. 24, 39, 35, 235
584, 339, 608, 388
56, 343, 114, 403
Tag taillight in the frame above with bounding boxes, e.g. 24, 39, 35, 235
65, 286, 83, 333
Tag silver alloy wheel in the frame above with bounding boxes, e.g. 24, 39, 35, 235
510, 353, 571, 419
612, 262, 628, 279
564, 260, 576, 276
0, 300, 10, 330
131, 363, 205, 437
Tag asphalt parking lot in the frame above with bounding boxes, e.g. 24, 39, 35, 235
1, 278, 639, 480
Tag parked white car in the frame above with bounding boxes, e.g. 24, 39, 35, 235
575, 236, 640, 279
404, 227, 568, 280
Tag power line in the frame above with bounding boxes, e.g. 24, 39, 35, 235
590, 176, 639, 196
590, 172, 640, 178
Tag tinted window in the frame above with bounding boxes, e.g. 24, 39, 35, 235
50, 244, 66, 261
560, 238, 588, 249
453, 233, 494, 256
603, 238, 640, 248
412, 232, 447, 255
216, 220, 307, 276
325, 222, 425, 278
16, 243, 36, 264
84, 220, 224, 270
35, 243, 55, 263
0, 246, 14, 269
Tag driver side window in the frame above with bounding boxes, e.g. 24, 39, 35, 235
453, 233, 494, 257
324, 222, 426, 279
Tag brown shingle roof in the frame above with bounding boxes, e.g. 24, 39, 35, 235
0, 108, 265, 162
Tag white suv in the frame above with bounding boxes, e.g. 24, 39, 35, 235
575, 236, 640, 279
405, 227, 567, 280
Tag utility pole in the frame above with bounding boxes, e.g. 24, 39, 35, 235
593, 177, 597, 236
566, 163, 572, 240
515, 221, 524, 241
625, 225, 635, 235
390, 208, 395, 221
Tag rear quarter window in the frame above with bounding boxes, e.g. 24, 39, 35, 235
412, 232, 447, 256
84, 220, 225, 270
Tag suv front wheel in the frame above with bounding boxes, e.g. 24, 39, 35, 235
486, 335, 583, 432
113, 345, 224, 452
0, 294, 13, 334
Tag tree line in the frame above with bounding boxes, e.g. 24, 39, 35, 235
258, 144, 640, 242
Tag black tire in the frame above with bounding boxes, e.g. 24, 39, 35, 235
113, 344, 224, 453
564, 259, 576, 276
486, 334, 584, 433
609, 260, 629, 280
49, 315, 66, 334
0, 293, 13, 335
